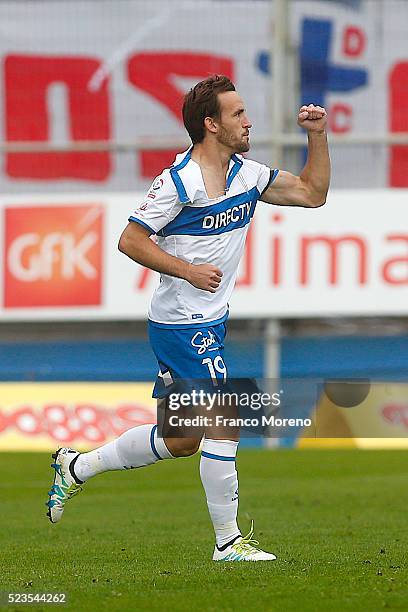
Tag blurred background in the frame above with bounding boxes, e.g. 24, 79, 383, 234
1, 0, 408, 452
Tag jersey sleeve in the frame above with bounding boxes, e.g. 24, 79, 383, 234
128, 169, 182, 235
258, 164, 279, 195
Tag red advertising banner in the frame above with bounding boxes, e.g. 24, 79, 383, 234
4, 205, 103, 307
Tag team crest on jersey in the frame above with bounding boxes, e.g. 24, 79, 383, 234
153, 178, 164, 190
191, 330, 217, 355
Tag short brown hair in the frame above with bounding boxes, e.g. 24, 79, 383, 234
182, 75, 235, 144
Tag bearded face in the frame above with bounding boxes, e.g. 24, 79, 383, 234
212, 92, 252, 154
216, 123, 250, 153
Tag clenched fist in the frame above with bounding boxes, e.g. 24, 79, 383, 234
297, 104, 327, 133
185, 263, 223, 293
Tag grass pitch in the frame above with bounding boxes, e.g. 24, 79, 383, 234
1, 449, 407, 611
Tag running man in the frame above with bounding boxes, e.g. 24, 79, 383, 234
46, 75, 330, 561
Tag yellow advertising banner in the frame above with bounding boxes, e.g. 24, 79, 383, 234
299, 382, 408, 449
0, 382, 156, 451
2, 381, 408, 451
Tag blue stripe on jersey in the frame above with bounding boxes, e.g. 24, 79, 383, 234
259, 168, 279, 198
271, 168, 279, 182
170, 151, 243, 205
128, 216, 156, 235
226, 154, 243, 190
172, 148, 192, 171
170, 149, 192, 203
158, 186, 259, 237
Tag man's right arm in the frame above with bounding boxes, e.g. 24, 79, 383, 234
118, 222, 222, 293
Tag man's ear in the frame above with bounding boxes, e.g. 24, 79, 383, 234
204, 116, 218, 135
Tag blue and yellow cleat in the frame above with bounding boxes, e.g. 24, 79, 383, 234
46, 447, 83, 524
212, 522, 277, 561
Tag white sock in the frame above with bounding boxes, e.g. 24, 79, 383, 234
74, 424, 174, 482
199, 438, 241, 548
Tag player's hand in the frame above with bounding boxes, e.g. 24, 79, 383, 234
185, 263, 223, 293
297, 104, 327, 133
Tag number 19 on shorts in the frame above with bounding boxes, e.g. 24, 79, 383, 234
201, 356, 227, 385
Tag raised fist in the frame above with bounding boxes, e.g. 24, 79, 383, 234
297, 104, 327, 132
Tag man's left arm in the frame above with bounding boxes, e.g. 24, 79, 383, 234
261, 104, 331, 208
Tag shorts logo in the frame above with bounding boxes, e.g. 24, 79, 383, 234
139, 202, 149, 210
4, 205, 103, 307
191, 330, 217, 355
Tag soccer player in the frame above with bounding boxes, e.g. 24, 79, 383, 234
46, 76, 330, 561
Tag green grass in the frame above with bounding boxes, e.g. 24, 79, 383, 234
0, 450, 407, 611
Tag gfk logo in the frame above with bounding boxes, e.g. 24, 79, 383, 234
4, 205, 103, 307
8, 232, 98, 281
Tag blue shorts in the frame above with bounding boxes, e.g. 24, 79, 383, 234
148, 320, 228, 398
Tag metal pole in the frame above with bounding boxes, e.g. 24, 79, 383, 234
265, 319, 281, 381
266, 0, 286, 448
271, 0, 289, 168
264, 318, 281, 448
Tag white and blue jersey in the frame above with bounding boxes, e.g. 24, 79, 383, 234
129, 148, 278, 396
129, 147, 278, 328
